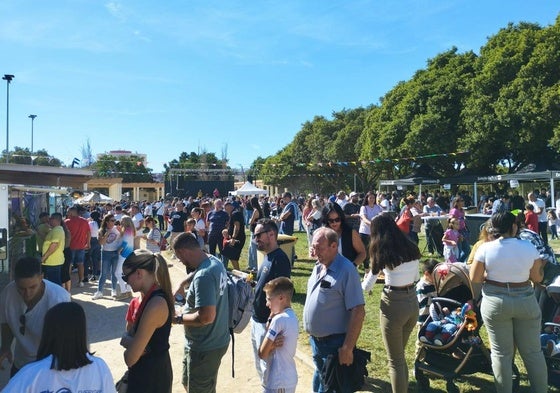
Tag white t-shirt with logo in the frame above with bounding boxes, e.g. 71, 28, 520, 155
2, 354, 115, 392
262, 308, 299, 390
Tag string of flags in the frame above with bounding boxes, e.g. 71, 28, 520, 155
261, 150, 469, 168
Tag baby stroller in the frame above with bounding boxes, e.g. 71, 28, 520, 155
538, 279, 560, 388
414, 262, 520, 393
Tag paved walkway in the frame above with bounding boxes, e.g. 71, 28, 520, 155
0, 252, 315, 392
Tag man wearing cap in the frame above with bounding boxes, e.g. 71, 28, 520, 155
343, 192, 361, 232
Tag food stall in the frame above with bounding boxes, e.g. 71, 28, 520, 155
0, 164, 92, 289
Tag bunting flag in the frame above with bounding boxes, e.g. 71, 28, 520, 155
261, 150, 468, 168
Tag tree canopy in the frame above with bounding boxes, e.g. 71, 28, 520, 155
253, 15, 560, 194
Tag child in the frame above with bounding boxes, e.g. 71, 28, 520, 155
525, 204, 539, 233
258, 277, 299, 393
416, 259, 438, 326
420, 305, 462, 346
548, 210, 559, 240
442, 218, 460, 263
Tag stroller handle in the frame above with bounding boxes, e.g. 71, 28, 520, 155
431, 297, 463, 308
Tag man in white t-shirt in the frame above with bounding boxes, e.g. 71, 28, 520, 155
528, 191, 548, 245
130, 204, 145, 249
0, 257, 70, 377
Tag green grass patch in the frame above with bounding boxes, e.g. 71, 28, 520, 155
239, 228, 560, 392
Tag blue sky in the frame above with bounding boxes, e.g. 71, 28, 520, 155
1, 1, 558, 173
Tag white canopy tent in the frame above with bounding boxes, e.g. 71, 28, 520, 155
75, 191, 114, 204
229, 181, 269, 196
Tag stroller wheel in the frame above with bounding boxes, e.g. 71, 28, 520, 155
414, 368, 430, 392
446, 380, 459, 393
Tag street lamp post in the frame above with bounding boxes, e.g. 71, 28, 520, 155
2, 74, 14, 163
28, 114, 37, 152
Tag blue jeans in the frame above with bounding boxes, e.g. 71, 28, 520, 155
98, 250, 119, 292
87, 237, 101, 275
247, 237, 258, 271
309, 333, 346, 392
481, 283, 547, 393
42, 264, 62, 286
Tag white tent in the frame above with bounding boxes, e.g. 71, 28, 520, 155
75, 191, 113, 204
229, 181, 268, 196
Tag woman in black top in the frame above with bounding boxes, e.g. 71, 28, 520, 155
321, 202, 366, 266
120, 249, 174, 393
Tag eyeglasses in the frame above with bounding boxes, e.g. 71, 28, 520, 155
121, 268, 137, 283
19, 313, 26, 335
254, 230, 271, 239
327, 217, 341, 224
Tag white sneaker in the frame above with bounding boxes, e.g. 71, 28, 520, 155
78, 282, 85, 288
111, 290, 117, 298
92, 291, 103, 300
361, 270, 376, 292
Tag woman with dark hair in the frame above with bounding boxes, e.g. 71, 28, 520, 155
120, 249, 173, 393
358, 191, 382, 269
87, 211, 102, 280
248, 196, 265, 271
448, 195, 470, 261
93, 214, 122, 300
321, 202, 366, 266
369, 214, 421, 393
470, 212, 547, 392
2, 302, 114, 392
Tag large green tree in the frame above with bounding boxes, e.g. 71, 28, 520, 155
1, 147, 63, 166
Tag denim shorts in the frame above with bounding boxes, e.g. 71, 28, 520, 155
70, 249, 86, 264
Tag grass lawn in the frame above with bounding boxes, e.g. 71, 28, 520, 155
239, 228, 560, 392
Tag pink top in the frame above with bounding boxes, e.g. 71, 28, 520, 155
443, 228, 460, 243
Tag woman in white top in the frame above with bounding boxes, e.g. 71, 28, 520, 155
2, 302, 115, 392
143, 216, 162, 254
369, 213, 421, 393
93, 214, 122, 300
358, 191, 383, 269
470, 212, 547, 393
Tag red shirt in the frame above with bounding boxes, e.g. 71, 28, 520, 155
525, 210, 539, 233
65, 216, 90, 250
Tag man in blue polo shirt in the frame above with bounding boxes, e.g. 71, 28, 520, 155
303, 227, 365, 393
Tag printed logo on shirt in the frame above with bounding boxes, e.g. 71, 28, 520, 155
269, 328, 278, 337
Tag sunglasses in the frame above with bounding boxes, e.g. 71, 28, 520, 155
19, 313, 26, 335
121, 268, 138, 283
327, 217, 341, 224
254, 230, 270, 239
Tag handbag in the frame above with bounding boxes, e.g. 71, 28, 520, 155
115, 370, 129, 393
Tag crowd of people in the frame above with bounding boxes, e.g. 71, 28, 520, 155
1, 186, 558, 392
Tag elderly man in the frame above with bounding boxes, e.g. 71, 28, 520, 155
250, 219, 291, 381
172, 233, 229, 393
422, 197, 443, 255
0, 257, 70, 377
303, 227, 365, 392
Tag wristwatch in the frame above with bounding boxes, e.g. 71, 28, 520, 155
175, 314, 184, 324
